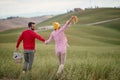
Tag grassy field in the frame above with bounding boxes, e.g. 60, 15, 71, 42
0, 8, 120, 80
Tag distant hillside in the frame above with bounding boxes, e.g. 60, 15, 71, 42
37, 8, 120, 26
0, 15, 53, 32
35, 8, 120, 46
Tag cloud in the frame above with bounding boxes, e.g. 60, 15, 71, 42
0, 0, 83, 17
0, 0, 120, 18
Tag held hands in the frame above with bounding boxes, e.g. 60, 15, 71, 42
45, 40, 48, 44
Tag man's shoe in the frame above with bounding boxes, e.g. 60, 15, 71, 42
22, 70, 26, 74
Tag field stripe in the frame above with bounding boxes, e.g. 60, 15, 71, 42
86, 18, 120, 25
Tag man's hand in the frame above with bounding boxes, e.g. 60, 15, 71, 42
16, 48, 19, 51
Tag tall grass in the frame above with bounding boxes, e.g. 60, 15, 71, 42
0, 43, 120, 80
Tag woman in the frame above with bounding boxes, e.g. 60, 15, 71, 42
45, 16, 77, 76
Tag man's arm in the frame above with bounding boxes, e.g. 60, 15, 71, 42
16, 33, 23, 50
32, 31, 45, 42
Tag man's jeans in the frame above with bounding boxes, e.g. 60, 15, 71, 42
23, 50, 35, 71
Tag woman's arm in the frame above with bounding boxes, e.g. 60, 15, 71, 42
45, 32, 53, 44
59, 16, 74, 32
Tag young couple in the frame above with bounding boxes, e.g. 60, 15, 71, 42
16, 16, 76, 76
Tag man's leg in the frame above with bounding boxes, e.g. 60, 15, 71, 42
23, 53, 29, 72
28, 51, 34, 71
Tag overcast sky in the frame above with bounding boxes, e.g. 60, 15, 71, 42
0, 0, 120, 18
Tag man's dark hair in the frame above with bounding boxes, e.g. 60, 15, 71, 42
28, 22, 35, 28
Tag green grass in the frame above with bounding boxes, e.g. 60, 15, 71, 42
0, 43, 120, 80
96, 19, 120, 32
0, 8, 120, 80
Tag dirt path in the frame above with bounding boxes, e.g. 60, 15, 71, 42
86, 18, 120, 25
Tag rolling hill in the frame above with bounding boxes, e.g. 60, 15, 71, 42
36, 8, 120, 26
0, 15, 53, 32
35, 8, 120, 46
0, 8, 120, 46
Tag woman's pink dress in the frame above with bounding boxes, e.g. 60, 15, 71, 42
46, 22, 71, 54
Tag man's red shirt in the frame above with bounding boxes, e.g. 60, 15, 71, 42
16, 30, 45, 50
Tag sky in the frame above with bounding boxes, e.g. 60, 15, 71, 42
0, 0, 120, 19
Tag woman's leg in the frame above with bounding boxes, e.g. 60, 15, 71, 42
57, 52, 61, 65
57, 53, 66, 74
61, 53, 66, 65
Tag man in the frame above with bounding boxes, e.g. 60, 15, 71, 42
16, 22, 45, 73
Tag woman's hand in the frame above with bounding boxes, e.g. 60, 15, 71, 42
72, 16, 78, 24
